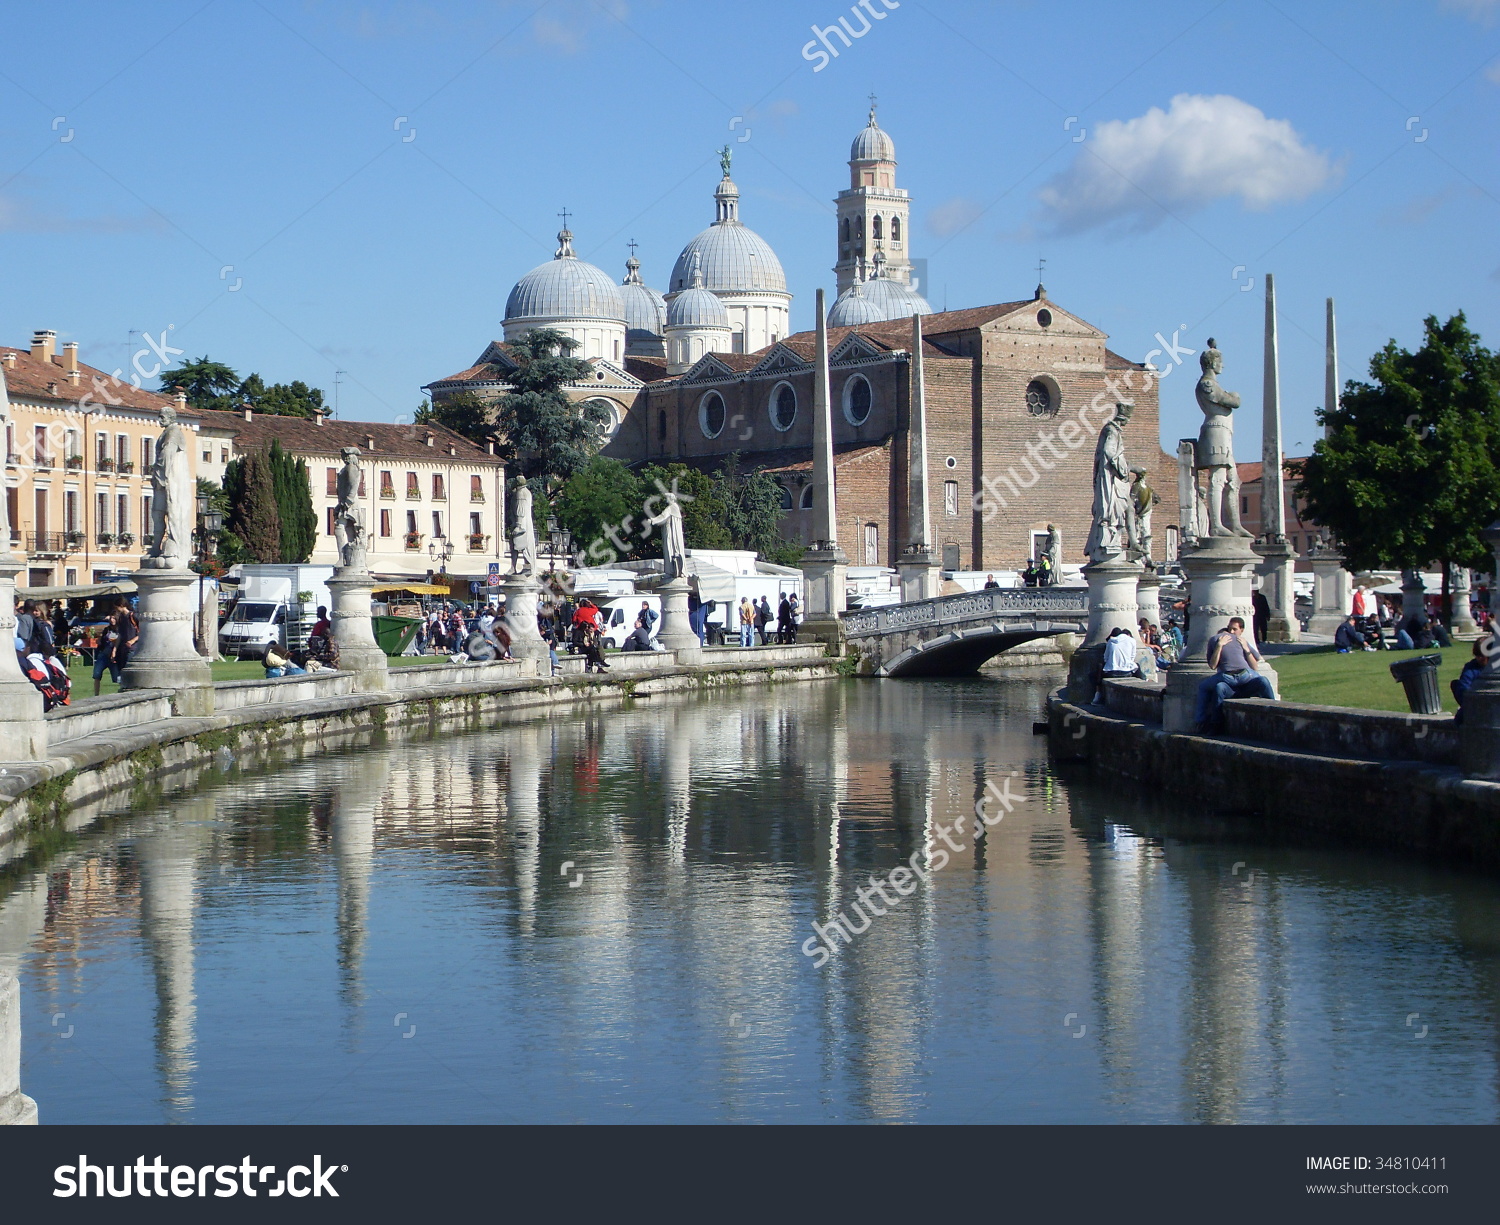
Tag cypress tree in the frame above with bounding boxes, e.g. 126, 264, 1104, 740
233, 449, 283, 563
268, 440, 317, 563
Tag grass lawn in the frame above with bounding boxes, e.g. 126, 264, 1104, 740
1270, 644, 1469, 713
65, 651, 439, 697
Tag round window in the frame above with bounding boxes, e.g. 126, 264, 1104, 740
699, 391, 726, 439
945, 455, 958, 469
842, 375, 872, 426
770, 382, 797, 432
1025, 379, 1057, 417
1037, 308, 1053, 329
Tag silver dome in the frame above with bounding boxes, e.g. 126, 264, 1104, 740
827, 279, 887, 327
620, 256, 666, 337
666, 258, 730, 328
860, 275, 931, 320
669, 176, 787, 293
504, 229, 625, 323
851, 107, 895, 162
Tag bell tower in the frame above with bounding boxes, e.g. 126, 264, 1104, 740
835, 98, 913, 294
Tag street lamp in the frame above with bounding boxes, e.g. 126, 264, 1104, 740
194, 494, 224, 658
428, 534, 454, 576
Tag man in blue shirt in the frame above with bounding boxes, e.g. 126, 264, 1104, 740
1193, 617, 1275, 732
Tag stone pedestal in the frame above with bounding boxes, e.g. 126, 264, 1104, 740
327, 571, 389, 692
656, 577, 701, 664
897, 548, 942, 603
1450, 565, 1480, 637
196, 576, 220, 660
1401, 569, 1427, 621
1306, 548, 1352, 636
0, 556, 45, 761
800, 547, 849, 649
1162, 536, 1276, 732
1254, 536, 1300, 641
122, 568, 214, 715
0, 974, 37, 1125
500, 575, 550, 676
1065, 555, 1141, 703
1136, 567, 1163, 633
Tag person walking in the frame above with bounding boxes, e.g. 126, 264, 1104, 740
639, 600, 659, 637
756, 596, 773, 646
777, 593, 793, 645
786, 593, 800, 643
738, 597, 755, 648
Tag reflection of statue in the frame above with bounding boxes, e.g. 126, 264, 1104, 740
1130, 468, 1160, 564
1084, 403, 1135, 563
650, 494, 688, 581
1044, 524, 1062, 585
333, 446, 366, 572
1194, 339, 1251, 537
145, 405, 193, 569
510, 479, 537, 576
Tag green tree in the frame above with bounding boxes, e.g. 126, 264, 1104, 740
249, 377, 325, 418
268, 440, 318, 562
1296, 313, 1500, 617
160, 356, 240, 410
713, 453, 787, 556
639, 462, 732, 551
492, 329, 607, 491
553, 457, 645, 563
416, 392, 492, 446
224, 449, 282, 563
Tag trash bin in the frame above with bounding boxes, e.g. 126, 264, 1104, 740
1389, 652, 1443, 714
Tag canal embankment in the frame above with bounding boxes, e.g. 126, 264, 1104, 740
1048, 678, 1500, 867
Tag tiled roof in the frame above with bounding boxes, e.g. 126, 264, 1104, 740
623, 356, 670, 382
1238, 456, 1308, 485
427, 362, 508, 387
1105, 349, 1144, 369
758, 442, 891, 474
772, 329, 957, 361
648, 439, 891, 477
192, 408, 503, 465
1, 345, 190, 415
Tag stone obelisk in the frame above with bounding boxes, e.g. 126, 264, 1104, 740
799, 288, 848, 645
1324, 296, 1339, 439
1254, 274, 1298, 642
897, 313, 941, 601
1305, 297, 1352, 636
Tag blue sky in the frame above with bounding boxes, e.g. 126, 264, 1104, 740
1, 0, 1497, 459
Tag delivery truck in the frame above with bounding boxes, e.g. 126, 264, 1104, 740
219, 564, 335, 660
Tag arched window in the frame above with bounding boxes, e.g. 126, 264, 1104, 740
891, 216, 901, 243
657, 410, 667, 442
872, 215, 883, 241
769, 382, 797, 432
778, 484, 793, 510
800, 485, 815, 510
842, 374, 872, 426
855, 215, 864, 239
699, 391, 726, 439
840, 217, 850, 243
1025, 379, 1058, 417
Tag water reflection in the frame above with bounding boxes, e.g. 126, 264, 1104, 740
3, 677, 1498, 1124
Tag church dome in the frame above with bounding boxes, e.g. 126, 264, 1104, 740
860, 274, 931, 320
669, 176, 787, 293
619, 255, 666, 337
827, 278, 886, 327
851, 106, 895, 162
504, 229, 625, 323
666, 259, 730, 328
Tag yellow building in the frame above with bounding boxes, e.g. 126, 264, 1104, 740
1, 329, 195, 589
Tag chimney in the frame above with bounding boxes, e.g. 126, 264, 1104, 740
364, 434, 375, 449
1, 352, 15, 369
243, 406, 253, 422
315, 409, 324, 426
67, 368, 81, 385
447, 444, 456, 457
424, 432, 434, 447
62, 341, 78, 372
46, 381, 58, 395
31, 330, 56, 361
175, 390, 188, 412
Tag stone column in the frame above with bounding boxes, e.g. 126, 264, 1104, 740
0, 974, 37, 1124
1450, 564, 1479, 637
800, 288, 848, 645
897, 312, 941, 602
1324, 296, 1339, 439
500, 574, 550, 676
1255, 274, 1298, 642
1162, 536, 1275, 732
656, 577, 700, 663
1400, 568, 1427, 622
1065, 556, 1141, 703
326, 570, 389, 691
1305, 544, 1353, 636
196, 576, 219, 660
122, 569, 215, 715
1176, 439, 1199, 549
1136, 566, 1163, 633
0, 555, 45, 761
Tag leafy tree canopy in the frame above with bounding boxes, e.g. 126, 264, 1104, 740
416, 392, 492, 447
492, 328, 607, 491
161, 358, 326, 417
1296, 313, 1500, 598
553, 457, 646, 563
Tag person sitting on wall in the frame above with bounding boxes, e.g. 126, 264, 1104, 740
1453, 637, 1491, 726
1335, 614, 1375, 653
263, 644, 306, 678
1193, 617, 1275, 733
621, 617, 654, 652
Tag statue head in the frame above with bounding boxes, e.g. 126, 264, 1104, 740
1114, 401, 1134, 424
1046, 523, 1056, 533
1200, 340, 1223, 375
1130, 466, 1146, 479
160, 404, 177, 426
340, 445, 360, 465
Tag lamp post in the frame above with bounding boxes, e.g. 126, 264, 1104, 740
428, 534, 454, 577
194, 494, 224, 658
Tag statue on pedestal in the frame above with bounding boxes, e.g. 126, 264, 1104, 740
1044, 524, 1062, 584
649, 493, 688, 582
510, 478, 537, 577
1130, 467, 1160, 565
333, 446, 367, 572
1084, 402, 1136, 564
145, 405, 194, 569
1194, 339, 1252, 538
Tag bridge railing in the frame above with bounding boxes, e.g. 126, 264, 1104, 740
842, 587, 1088, 636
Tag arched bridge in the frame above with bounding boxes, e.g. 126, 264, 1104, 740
842, 587, 1089, 678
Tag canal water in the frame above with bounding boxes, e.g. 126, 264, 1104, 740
4, 677, 1498, 1124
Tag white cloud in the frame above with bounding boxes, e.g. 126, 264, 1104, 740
1486, 59, 1500, 84
532, 0, 629, 54
1036, 93, 1338, 236
927, 196, 984, 238
0, 195, 163, 234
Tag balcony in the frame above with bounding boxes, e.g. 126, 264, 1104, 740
380, 488, 396, 500
467, 533, 490, 552
470, 491, 486, 503
34, 456, 55, 470
27, 532, 68, 557
65, 455, 84, 471
403, 532, 424, 552
406, 488, 422, 500
118, 460, 136, 474
97, 457, 115, 472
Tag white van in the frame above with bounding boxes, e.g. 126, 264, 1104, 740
597, 595, 662, 649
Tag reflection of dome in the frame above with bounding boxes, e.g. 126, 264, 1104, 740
851, 105, 895, 162
827, 279, 885, 327
504, 229, 625, 323
669, 176, 786, 293
620, 255, 666, 337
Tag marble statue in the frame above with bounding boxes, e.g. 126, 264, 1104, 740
1130, 467, 1160, 564
1044, 524, 1062, 585
333, 446, 367, 572
1194, 339, 1251, 537
650, 493, 688, 582
1084, 402, 1136, 563
145, 404, 193, 569
511, 478, 537, 576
